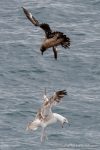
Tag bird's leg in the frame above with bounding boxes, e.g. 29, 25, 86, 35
44, 131, 48, 140
41, 128, 48, 142
41, 128, 44, 142
52, 47, 57, 60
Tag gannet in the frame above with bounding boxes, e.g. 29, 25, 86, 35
26, 90, 69, 142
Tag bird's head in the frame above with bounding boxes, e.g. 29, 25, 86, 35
40, 46, 46, 55
53, 113, 70, 128
62, 117, 70, 128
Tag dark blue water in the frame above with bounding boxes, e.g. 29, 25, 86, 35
0, 0, 100, 149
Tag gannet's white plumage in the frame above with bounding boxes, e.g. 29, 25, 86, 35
26, 90, 69, 142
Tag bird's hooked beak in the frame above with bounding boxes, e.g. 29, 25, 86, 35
62, 118, 70, 128
40, 46, 46, 55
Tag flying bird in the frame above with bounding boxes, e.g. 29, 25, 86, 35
26, 90, 69, 142
22, 7, 70, 60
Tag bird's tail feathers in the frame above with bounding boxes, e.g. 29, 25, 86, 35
61, 35, 70, 48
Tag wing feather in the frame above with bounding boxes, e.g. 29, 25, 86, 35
22, 7, 40, 26
30, 90, 67, 124
42, 90, 67, 108
49, 90, 67, 104
22, 7, 52, 37
41, 90, 67, 118
40, 23, 52, 38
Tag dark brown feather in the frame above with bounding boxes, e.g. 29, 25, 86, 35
22, 7, 40, 26
49, 90, 67, 104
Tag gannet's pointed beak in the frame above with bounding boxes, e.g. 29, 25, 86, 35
62, 118, 70, 128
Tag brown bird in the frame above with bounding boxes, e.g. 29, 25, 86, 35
22, 7, 70, 60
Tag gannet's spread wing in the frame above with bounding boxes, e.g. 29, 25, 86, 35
31, 90, 67, 121
22, 7, 52, 38
49, 90, 67, 105
40, 90, 67, 119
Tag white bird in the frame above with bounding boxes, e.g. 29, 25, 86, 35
26, 90, 69, 142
